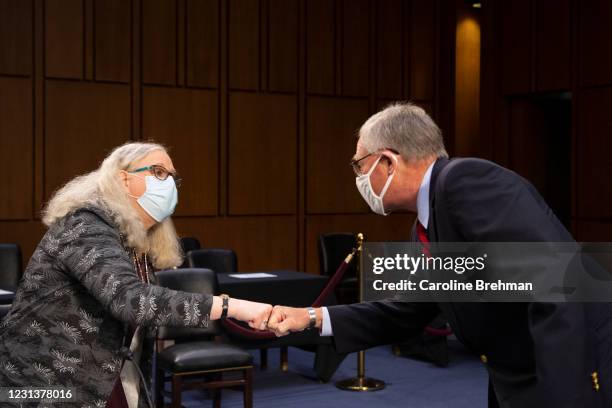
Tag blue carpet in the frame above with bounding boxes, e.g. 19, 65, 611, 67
176, 340, 488, 407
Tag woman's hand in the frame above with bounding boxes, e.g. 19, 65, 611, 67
212, 296, 273, 330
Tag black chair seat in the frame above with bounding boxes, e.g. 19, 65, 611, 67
158, 341, 253, 373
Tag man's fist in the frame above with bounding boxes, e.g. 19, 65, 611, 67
267, 306, 321, 337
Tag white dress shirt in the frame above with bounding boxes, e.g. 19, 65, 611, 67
320, 160, 436, 336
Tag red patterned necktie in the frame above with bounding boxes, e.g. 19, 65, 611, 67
416, 221, 431, 257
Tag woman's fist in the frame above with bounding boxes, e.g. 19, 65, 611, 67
227, 298, 273, 330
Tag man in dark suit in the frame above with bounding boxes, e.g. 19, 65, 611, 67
267, 102, 612, 407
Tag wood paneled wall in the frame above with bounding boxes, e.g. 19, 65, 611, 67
479, 0, 612, 240
0, 0, 452, 273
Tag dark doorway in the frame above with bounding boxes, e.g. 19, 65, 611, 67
507, 92, 572, 228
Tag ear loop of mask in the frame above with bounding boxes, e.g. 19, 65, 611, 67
125, 171, 143, 200
369, 153, 398, 199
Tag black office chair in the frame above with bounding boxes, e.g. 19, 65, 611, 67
0, 304, 11, 320
318, 233, 358, 304
179, 237, 202, 268
186, 248, 283, 368
155, 268, 253, 408
187, 249, 238, 274
0, 243, 22, 292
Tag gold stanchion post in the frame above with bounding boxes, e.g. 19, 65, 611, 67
336, 233, 386, 391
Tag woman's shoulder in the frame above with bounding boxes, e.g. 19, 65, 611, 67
48, 205, 121, 241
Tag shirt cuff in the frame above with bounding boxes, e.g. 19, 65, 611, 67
319, 306, 333, 336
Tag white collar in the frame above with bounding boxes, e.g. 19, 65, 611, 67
416, 161, 435, 228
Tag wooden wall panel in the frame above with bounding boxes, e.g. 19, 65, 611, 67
228, 93, 297, 215
186, 0, 219, 88
0, 221, 46, 268
481, 0, 612, 241
95, 0, 131, 83
0, 78, 33, 219
0, 0, 32, 76
44, 81, 131, 199
228, 0, 259, 90
578, 87, 612, 220
0, 0, 446, 272
268, 0, 298, 93
306, 0, 335, 95
500, 0, 531, 94
45, 0, 83, 79
342, 0, 369, 97
575, 221, 612, 241
305, 213, 415, 274
306, 97, 370, 214
376, 0, 403, 99
173, 215, 298, 271
534, 0, 571, 92
142, 87, 218, 216
580, 0, 612, 87
410, 0, 436, 100
142, 0, 176, 85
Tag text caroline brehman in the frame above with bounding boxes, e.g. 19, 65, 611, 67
372, 279, 534, 292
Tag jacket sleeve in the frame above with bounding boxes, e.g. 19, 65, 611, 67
442, 160, 591, 406
46, 210, 213, 329
327, 300, 440, 354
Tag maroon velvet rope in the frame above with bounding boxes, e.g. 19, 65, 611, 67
221, 250, 356, 339
221, 249, 453, 339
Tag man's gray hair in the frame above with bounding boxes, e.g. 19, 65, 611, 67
358, 102, 448, 161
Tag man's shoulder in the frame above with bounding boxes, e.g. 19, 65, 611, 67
438, 157, 523, 189
444, 157, 510, 176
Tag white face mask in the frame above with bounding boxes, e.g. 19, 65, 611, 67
129, 175, 178, 222
355, 155, 396, 216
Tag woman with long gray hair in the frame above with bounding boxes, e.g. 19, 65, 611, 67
0, 142, 272, 407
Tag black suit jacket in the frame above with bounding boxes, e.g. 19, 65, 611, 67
327, 157, 612, 408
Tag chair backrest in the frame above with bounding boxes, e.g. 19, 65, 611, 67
0, 244, 22, 291
187, 248, 238, 274
180, 237, 202, 253
318, 233, 357, 277
0, 304, 11, 320
179, 237, 202, 268
156, 268, 219, 341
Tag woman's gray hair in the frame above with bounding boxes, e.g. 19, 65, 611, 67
358, 102, 448, 161
42, 142, 183, 269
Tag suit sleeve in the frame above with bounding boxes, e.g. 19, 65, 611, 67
442, 160, 591, 405
326, 300, 440, 354
46, 210, 213, 329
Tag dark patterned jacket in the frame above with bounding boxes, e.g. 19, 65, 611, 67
0, 205, 213, 407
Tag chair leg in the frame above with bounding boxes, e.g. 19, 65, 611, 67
171, 375, 182, 408
213, 372, 222, 408
243, 368, 253, 408
280, 346, 288, 371
260, 348, 268, 370
155, 367, 165, 408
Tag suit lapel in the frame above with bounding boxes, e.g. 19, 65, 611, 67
425, 157, 467, 344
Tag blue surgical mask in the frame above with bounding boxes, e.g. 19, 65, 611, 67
130, 175, 178, 222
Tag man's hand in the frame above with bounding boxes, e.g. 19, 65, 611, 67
227, 298, 273, 330
267, 306, 321, 337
